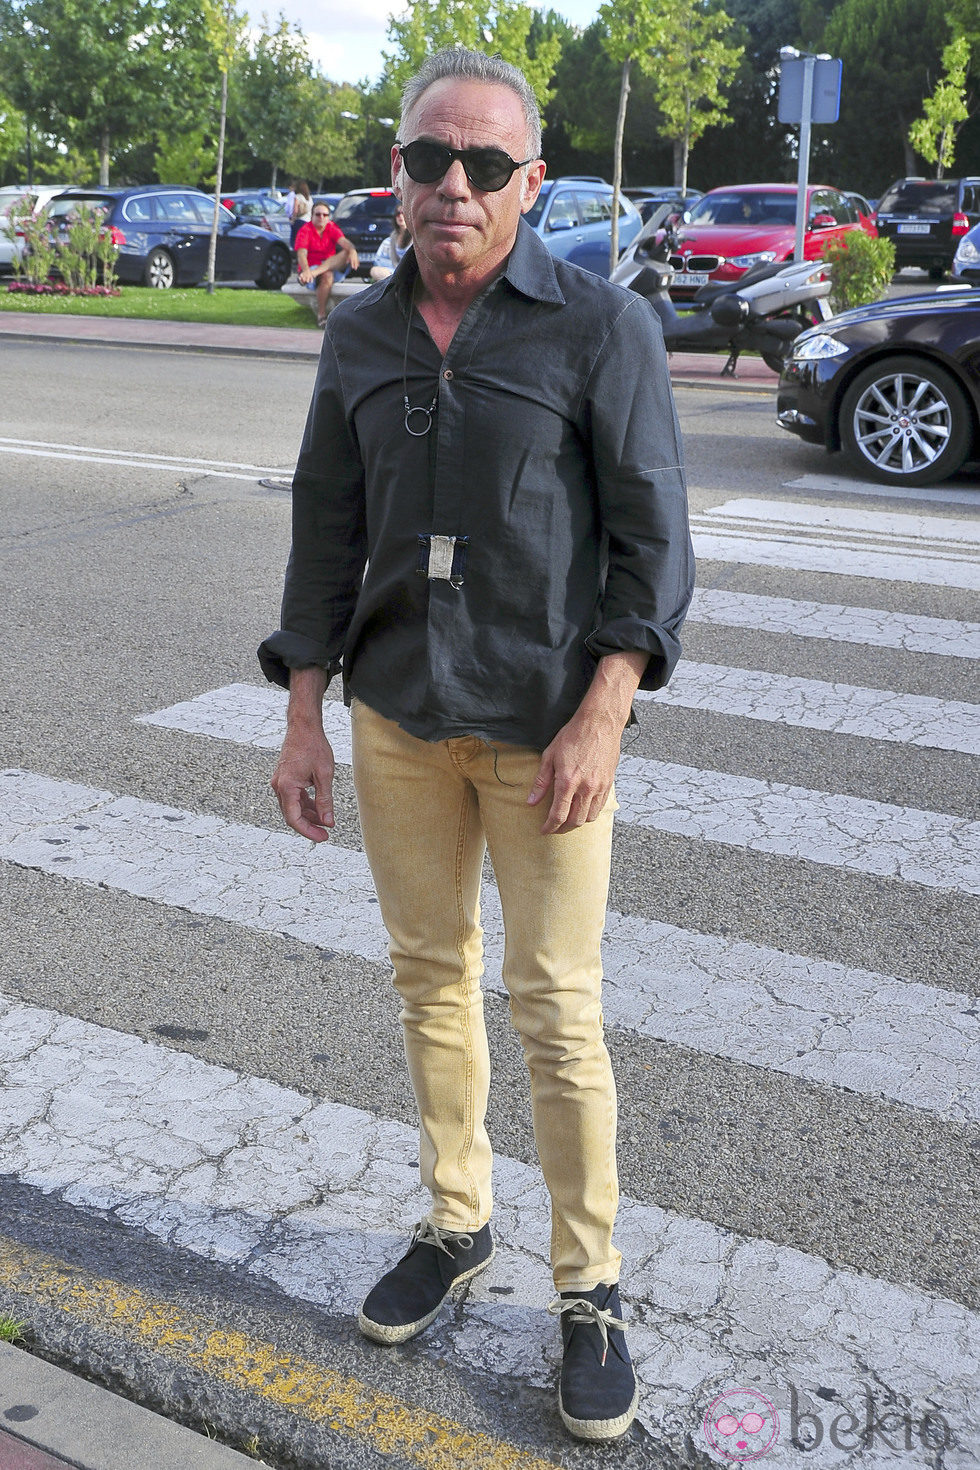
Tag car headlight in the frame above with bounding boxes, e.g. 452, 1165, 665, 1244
792, 333, 849, 361
954, 237, 980, 265
729, 249, 778, 268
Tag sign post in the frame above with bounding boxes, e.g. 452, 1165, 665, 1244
778, 50, 842, 261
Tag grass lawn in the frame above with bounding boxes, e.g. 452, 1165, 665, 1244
0, 283, 320, 330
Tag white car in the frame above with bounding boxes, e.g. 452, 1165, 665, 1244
0, 184, 80, 272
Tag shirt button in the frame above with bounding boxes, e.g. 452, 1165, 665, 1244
443, 369, 453, 380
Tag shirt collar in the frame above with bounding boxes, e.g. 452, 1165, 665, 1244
362, 217, 566, 315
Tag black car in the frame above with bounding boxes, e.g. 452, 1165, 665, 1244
777, 290, 980, 486
329, 188, 398, 276
874, 177, 980, 279
46, 185, 293, 289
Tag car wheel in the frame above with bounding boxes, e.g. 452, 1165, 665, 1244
257, 245, 291, 290
928, 265, 946, 281
840, 355, 972, 486
143, 247, 175, 289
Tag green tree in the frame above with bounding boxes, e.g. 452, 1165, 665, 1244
233, 15, 314, 189
909, 35, 971, 175
0, 90, 26, 171
599, 0, 662, 265
282, 78, 363, 188
822, 0, 949, 190
0, 0, 213, 184
382, 0, 561, 119
648, 0, 743, 191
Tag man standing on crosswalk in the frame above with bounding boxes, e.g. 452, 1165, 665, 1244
260, 45, 693, 1443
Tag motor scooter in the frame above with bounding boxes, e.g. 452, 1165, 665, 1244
611, 217, 834, 376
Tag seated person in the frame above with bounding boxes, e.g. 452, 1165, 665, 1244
369, 206, 412, 280
295, 205, 359, 326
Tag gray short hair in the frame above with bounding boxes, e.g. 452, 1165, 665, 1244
399, 47, 542, 161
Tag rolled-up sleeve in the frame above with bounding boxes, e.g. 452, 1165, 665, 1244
257, 333, 367, 689
582, 294, 694, 690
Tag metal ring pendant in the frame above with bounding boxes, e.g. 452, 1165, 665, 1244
405, 404, 435, 437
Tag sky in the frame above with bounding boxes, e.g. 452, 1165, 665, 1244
266, 0, 602, 88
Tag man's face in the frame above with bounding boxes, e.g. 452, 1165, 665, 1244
392, 78, 545, 280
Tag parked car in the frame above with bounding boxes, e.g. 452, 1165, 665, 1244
662, 183, 872, 300
522, 176, 643, 277
330, 188, 398, 276
623, 185, 703, 222
951, 221, 980, 283
44, 186, 293, 289
219, 190, 292, 245
315, 193, 344, 214
776, 289, 980, 486
0, 184, 81, 272
874, 176, 980, 279
843, 190, 876, 225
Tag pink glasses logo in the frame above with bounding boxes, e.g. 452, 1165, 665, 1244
704, 1389, 780, 1461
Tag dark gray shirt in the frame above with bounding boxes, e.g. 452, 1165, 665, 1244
259, 219, 694, 751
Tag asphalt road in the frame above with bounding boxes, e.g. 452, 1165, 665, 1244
0, 338, 978, 1469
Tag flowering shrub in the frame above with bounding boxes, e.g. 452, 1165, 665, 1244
6, 280, 120, 296
3, 199, 120, 292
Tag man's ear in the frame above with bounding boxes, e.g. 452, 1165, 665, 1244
520, 160, 547, 214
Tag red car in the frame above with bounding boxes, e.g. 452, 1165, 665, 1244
664, 183, 874, 300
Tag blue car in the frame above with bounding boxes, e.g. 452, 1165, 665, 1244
45, 185, 293, 289
523, 176, 643, 277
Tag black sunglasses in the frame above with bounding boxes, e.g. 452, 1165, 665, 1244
396, 139, 534, 193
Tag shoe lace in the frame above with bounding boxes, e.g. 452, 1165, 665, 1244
412, 1218, 475, 1257
547, 1295, 628, 1367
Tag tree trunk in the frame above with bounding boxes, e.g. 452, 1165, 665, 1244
99, 127, 110, 187
610, 55, 631, 275
207, 66, 228, 294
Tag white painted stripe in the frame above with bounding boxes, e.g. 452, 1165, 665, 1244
786, 474, 980, 509
0, 437, 290, 474
687, 589, 980, 660
637, 661, 980, 754
0, 444, 282, 483
698, 498, 980, 545
139, 686, 980, 894
0, 994, 976, 1468
691, 529, 980, 590
615, 756, 980, 893
2, 766, 977, 1120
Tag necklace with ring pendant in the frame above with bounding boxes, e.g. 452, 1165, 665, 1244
402, 278, 438, 436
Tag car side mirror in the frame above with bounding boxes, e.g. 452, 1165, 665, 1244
548, 216, 574, 232
810, 212, 837, 229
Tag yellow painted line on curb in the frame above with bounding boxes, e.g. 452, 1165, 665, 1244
0, 1234, 561, 1470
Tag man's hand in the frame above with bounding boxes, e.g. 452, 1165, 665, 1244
270, 667, 334, 842
527, 650, 649, 835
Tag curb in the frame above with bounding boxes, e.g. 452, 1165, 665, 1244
0, 312, 778, 390
0, 1343, 257, 1469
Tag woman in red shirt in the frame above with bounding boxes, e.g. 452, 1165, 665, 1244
295, 205, 359, 326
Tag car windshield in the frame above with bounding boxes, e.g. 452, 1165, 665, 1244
687, 192, 797, 226
877, 181, 958, 214
332, 193, 393, 224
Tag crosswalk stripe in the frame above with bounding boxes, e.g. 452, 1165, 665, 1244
690, 529, 980, 589
686, 588, 980, 660
786, 474, 980, 509
697, 499, 980, 546
691, 497, 980, 589
138, 687, 980, 894
1, 992, 975, 1469
2, 767, 976, 1121
637, 662, 980, 754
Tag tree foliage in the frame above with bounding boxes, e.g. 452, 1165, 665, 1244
648, 0, 743, 190
382, 0, 562, 119
908, 35, 971, 176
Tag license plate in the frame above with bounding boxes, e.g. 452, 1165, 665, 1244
673, 271, 709, 286
897, 223, 931, 234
